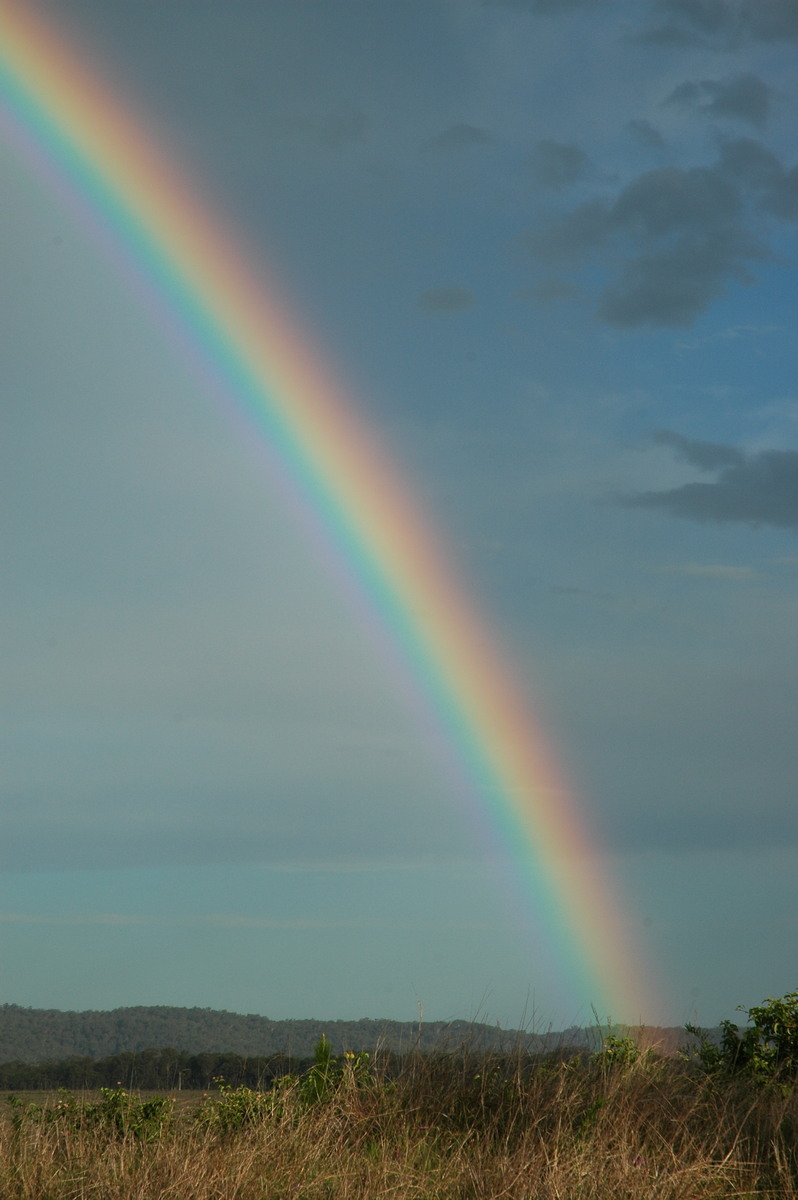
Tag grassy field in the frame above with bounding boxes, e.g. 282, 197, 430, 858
1, 1044, 797, 1199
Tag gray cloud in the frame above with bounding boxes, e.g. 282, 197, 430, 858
528, 139, 590, 189
663, 562, 755, 579
597, 225, 764, 326
529, 277, 579, 304
0, 781, 462, 873
627, 118, 667, 148
719, 137, 784, 188
662, 0, 732, 34
423, 124, 493, 154
610, 165, 741, 235
763, 165, 798, 222
526, 153, 781, 326
284, 106, 369, 149
743, 0, 798, 40
635, 23, 705, 46
624, 433, 798, 529
665, 73, 772, 128
634, 0, 731, 46
646, 0, 798, 46
523, 197, 609, 265
484, 0, 605, 10
719, 138, 798, 222
652, 429, 745, 470
416, 286, 474, 313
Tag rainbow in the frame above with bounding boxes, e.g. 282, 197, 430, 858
0, 0, 653, 1020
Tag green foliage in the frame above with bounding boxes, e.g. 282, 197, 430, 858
686, 989, 798, 1082
195, 1037, 373, 1132
6, 1085, 174, 1141
574, 1093, 606, 1140
684, 1022, 724, 1073
746, 991, 798, 1076
593, 1034, 641, 1068
300, 1032, 336, 1104
297, 1034, 371, 1105
85, 1086, 174, 1140
195, 1078, 274, 1133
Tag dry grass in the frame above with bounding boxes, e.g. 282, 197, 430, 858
1, 1050, 797, 1199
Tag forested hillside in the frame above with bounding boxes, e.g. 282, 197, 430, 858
0, 1004, 689, 1065
0, 1005, 551, 1063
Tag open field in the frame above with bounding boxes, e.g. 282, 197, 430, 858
2, 1045, 798, 1200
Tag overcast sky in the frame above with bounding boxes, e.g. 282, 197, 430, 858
2, 0, 797, 1032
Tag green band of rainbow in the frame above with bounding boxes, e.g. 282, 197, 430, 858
0, 0, 655, 1021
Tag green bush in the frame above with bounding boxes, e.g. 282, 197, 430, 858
687, 989, 798, 1081
195, 1078, 274, 1133
195, 1036, 373, 1133
7, 1085, 174, 1141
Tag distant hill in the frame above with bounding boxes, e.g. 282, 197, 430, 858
0, 1004, 695, 1064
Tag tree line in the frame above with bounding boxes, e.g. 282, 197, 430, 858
0, 1046, 315, 1092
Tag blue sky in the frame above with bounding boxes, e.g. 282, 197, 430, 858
2, 0, 797, 1031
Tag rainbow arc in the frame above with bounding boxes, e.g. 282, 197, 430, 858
0, 0, 654, 1021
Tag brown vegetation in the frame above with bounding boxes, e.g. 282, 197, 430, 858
2, 1046, 797, 1199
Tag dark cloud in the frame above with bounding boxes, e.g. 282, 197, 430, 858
531, 159, 745, 267
529, 278, 579, 304
634, 0, 730, 45
416, 286, 474, 313
647, 0, 798, 46
763, 165, 798, 222
523, 198, 609, 264
661, 0, 734, 34
718, 137, 784, 187
598, 166, 763, 326
525, 150, 785, 326
528, 139, 590, 189
719, 138, 798, 222
610, 165, 741, 235
423, 124, 493, 154
598, 228, 763, 326
624, 433, 798, 530
635, 22, 705, 46
627, 118, 667, 148
651, 429, 745, 470
742, 0, 798, 40
484, 0, 605, 10
665, 73, 772, 128
287, 106, 368, 149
